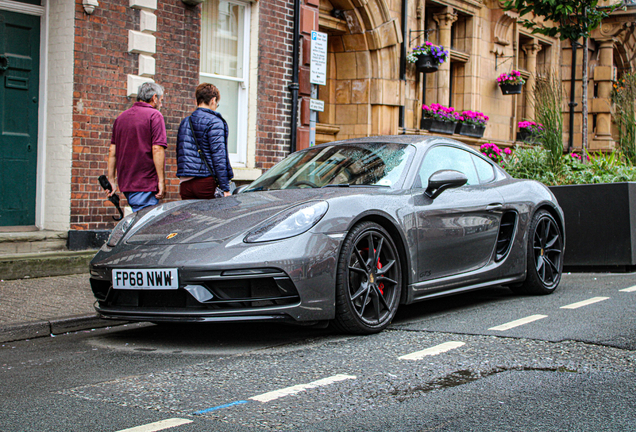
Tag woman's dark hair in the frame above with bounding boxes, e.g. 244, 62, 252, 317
196, 83, 220, 106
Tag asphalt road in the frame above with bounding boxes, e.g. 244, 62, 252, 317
1, 272, 635, 431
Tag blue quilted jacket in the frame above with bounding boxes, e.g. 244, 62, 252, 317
176, 108, 234, 191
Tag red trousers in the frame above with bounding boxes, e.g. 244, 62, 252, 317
179, 176, 218, 200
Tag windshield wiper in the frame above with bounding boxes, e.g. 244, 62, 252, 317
322, 184, 388, 188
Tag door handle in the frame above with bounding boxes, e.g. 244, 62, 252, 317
0, 55, 8, 72
486, 203, 503, 211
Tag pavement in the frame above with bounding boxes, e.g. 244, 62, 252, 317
0, 273, 124, 343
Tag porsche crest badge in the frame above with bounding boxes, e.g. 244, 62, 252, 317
166, 233, 178, 240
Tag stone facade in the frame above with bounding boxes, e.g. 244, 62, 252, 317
295, 0, 635, 153
44, 0, 76, 231
301, 0, 564, 147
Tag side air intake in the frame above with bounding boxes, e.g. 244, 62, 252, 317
496, 211, 517, 261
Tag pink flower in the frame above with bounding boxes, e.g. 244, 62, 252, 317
504, 148, 512, 155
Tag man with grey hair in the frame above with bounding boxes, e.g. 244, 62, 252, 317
106, 82, 167, 212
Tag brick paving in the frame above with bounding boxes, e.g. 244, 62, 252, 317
0, 274, 95, 326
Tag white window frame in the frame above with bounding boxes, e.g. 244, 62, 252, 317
199, 0, 251, 167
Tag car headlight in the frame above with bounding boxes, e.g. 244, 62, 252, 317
107, 213, 138, 247
244, 201, 329, 243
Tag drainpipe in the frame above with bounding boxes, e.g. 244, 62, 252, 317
399, 0, 408, 133
568, 39, 578, 153
289, 0, 301, 153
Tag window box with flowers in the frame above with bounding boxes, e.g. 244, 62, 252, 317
407, 42, 449, 73
421, 103, 458, 134
497, 70, 525, 95
516, 121, 543, 142
455, 111, 489, 138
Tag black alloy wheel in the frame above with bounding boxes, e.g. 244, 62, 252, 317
333, 221, 402, 334
512, 209, 563, 295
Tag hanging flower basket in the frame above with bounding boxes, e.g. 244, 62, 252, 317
500, 83, 523, 95
456, 123, 486, 138
429, 120, 457, 134
407, 42, 448, 74
497, 70, 525, 95
415, 54, 439, 73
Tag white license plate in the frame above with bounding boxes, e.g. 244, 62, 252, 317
112, 268, 179, 290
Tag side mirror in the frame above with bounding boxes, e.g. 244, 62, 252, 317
233, 184, 249, 195
425, 170, 468, 199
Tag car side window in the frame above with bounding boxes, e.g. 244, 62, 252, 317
418, 146, 479, 187
472, 154, 495, 184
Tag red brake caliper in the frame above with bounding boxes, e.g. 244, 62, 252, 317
361, 247, 384, 295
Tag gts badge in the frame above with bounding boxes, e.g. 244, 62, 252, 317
419, 270, 432, 278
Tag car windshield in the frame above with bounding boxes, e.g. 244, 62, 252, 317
245, 143, 415, 191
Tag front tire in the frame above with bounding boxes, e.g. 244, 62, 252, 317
511, 209, 563, 295
332, 222, 402, 334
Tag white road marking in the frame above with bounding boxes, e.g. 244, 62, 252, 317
249, 374, 356, 403
399, 341, 465, 360
116, 418, 193, 432
560, 296, 610, 309
488, 314, 548, 331
620, 286, 636, 292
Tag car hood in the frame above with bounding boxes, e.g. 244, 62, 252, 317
122, 188, 372, 245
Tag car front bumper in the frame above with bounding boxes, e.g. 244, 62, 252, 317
90, 232, 342, 323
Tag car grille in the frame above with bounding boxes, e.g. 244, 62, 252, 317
91, 268, 300, 310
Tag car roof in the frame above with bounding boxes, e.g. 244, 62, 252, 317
313, 135, 459, 152
310, 134, 510, 181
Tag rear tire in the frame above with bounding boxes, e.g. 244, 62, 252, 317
332, 222, 402, 334
511, 209, 563, 295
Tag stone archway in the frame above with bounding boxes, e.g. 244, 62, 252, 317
316, 0, 402, 143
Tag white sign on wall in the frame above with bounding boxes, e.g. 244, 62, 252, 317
310, 31, 328, 85
309, 99, 324, 112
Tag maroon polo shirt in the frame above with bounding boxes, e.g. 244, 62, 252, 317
111, 102, 167, 192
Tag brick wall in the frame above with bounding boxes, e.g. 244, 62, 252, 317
255, 0, 295, 169
71, 0, 200, 230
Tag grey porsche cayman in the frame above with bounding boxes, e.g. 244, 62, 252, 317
90, 135, 565, 334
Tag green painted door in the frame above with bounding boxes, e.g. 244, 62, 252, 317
0, 10, 40, 226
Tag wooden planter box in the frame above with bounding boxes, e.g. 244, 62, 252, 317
516, 129, 541, 143
499, 83, 523, 95
456, 123, 486, 138
415, 54, 439, 73
429, 120, 457, 134
516, 129, 532, 141
549, 182, 636, 267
